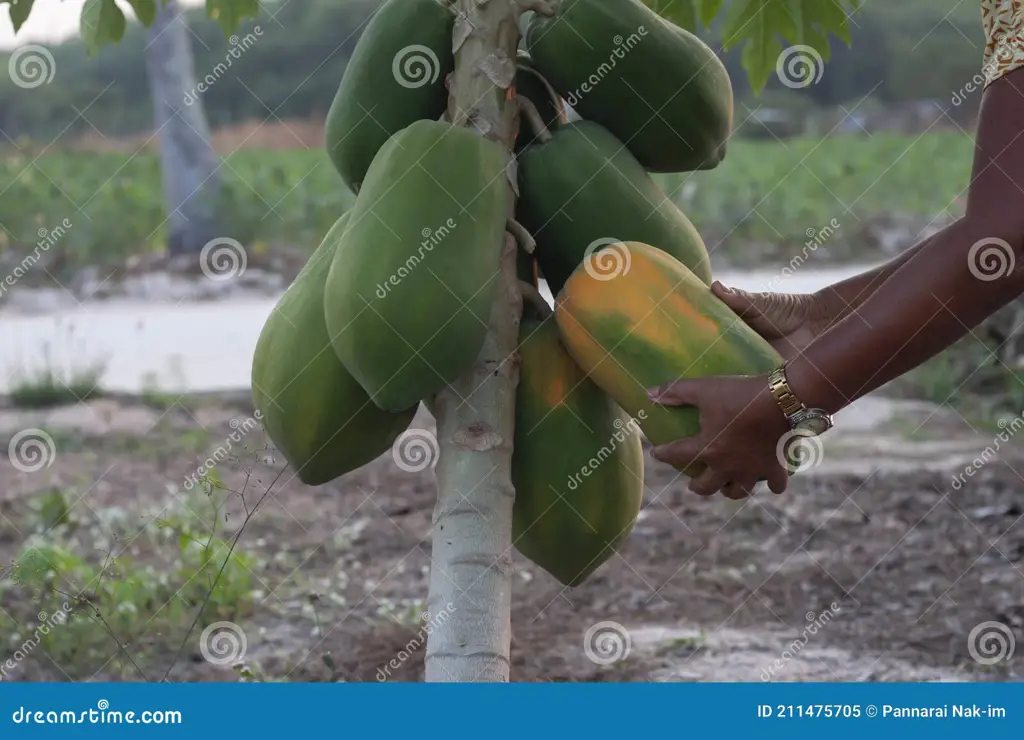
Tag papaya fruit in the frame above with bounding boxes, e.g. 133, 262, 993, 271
512, 310, 643, 587
554, 242, 783, 476
324, 120, 508, 412
514, 52, 566, 152
252, 214, 417, 485
526, 0, 733, 173
517, 121, 711, 295
324, 0, 454, 192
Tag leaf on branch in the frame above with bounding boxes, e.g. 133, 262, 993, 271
127, 0, 159, 27
206, 0, 261, 38
81, 0, 127, 56
4, 0, 36, 33
642, 0, 859, 94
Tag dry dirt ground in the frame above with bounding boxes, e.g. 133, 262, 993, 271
1, 394, 1022, 683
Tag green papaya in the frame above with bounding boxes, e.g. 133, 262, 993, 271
512, 311, 644, 587
527, 0, 733, 172
517, 120, 711, 296
251, 214, 417, 485
514, 52, 566, 152
324, 120, 508, 412
324, 0, 454, 192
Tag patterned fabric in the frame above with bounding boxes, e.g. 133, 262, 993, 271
982, 0, 1024, 85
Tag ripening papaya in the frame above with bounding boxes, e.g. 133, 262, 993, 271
555, 242, 782, 476
514, 52, 566, 152
324, 0, 454, 192
527, 0, 733, 173
324, 120, 508, 412
251, 214, 417, 485
512, 310, 643, 587
517, 121, 711, 295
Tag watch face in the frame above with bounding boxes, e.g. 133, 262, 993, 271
797, 414, 832, 436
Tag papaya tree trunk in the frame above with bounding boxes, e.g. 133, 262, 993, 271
144, 0, 222, 256
424, 0, 523, 682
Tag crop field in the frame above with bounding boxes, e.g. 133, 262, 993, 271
0, 131, 974, 277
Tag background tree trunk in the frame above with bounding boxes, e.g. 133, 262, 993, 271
424, 0, 523, 682
144, 0, 222, 256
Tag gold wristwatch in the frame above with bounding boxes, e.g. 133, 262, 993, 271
768, 365, 833, 436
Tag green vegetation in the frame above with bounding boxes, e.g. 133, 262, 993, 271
7, 344, 107, 409
0, 133, 973, 277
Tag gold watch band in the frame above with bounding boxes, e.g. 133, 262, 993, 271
768, 366, 805, 417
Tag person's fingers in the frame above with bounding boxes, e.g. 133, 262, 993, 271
650, 438, 703, 470
722, 479, 758, 500
765, 463, 789, 495
647, 378, 701, 407
689, 468, 729, 497
712, 282, 763, 319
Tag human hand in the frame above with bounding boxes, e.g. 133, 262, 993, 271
711, 281, 837, 360
647, 374, 791, 500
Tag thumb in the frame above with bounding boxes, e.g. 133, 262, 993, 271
647, 378, 702, 407
712, 281, 764, 320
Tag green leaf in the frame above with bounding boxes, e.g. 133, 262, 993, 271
80, 0, 127, 55
6, 0, 36, 33
697, 0, 725, 26
127, 0, 158, 27
206, 0, 260, 37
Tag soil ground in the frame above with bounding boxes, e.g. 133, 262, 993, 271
1, 394, 1022, 683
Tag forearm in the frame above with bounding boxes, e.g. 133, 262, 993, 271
788, 217, 1024, 413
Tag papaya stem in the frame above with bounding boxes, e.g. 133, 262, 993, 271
516, 63, 567, 124
516, 94, 552, 143
506, 218, 536, 254
516, 0, 557, 17
519, 280, 552, 319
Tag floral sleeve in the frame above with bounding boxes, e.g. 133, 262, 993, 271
982, 0, 1024, 85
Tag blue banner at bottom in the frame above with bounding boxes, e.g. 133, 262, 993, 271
1, 683, 1019, 738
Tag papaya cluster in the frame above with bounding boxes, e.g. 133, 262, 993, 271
251, 0, 781, 587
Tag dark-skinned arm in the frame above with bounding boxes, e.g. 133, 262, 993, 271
788, 71, 1024, 413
